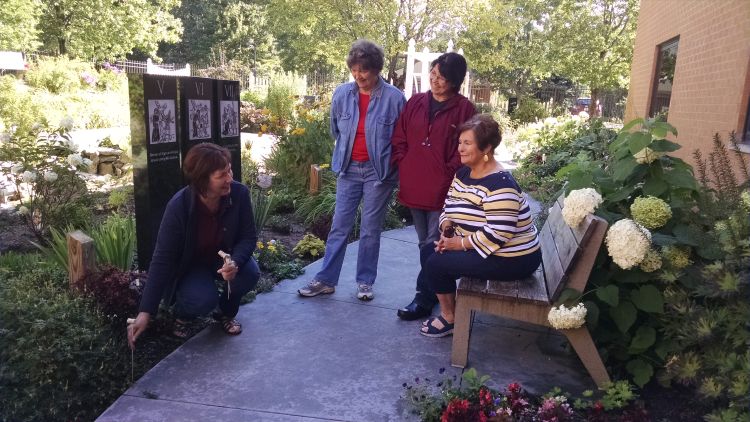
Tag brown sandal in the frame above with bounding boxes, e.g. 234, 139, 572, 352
172, 319, 190, 339
220, 317, 242, 335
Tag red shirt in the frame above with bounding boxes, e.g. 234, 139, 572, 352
351, 93, 370, 162
194, 196, 223, 265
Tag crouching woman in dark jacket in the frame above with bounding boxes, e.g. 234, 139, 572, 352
128, 143, 259, 348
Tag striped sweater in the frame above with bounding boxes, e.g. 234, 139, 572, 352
440, 167, 540, 258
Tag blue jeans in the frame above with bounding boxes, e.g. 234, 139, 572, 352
409, 208, 441, 308
174, 258, 260, 319
315, 161, 395, 286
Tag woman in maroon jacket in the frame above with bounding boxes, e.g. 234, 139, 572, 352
391, 52, 476, 321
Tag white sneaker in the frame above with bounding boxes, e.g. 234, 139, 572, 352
357, 283, 374, 301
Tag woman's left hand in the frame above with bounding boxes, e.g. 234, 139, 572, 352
217, 260, 238, 281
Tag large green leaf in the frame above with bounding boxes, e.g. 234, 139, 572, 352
662, 167, 697, 190
605, 185, 635, 202
610, 301, 637, 333
629, 326, 656, 351
651, 233, 679, 246
673, 224, 702, 246
649, 139, 681, 152
642, 177, 668, 196
596, 284, 619, 307
697, 244, 724, 260
613, 157, 639, 181
567, 172, 594, 190
628, 132, 653, 154
621, 118, 644, 132
626, 358, 654, 387
584, 300, 600, 327
630, 285, 664, 313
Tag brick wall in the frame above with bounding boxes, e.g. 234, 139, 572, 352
624, 0, 750, 179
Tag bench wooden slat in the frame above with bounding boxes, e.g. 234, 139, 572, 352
539, 224, 565, 300
547, 201, 581, 271
458, 266, 547, 304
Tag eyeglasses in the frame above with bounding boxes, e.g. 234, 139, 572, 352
429, 69, 447, 84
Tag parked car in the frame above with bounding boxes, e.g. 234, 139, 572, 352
570, 97, 601, 115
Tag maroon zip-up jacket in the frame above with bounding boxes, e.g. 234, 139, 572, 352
391, 91, 476, 210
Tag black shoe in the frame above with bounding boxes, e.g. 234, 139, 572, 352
397, 301, 432, 321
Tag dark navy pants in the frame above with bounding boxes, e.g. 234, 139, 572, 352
174, 258, 260, 319
422, 244, 542, 294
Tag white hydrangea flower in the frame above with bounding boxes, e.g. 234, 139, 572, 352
543, 117, 558, 126
578, 111, 590, 119
59, 116, 75, 131
43, 170, 58, 182
548, 303, 587, 329
21, 170, 37, 183
605, 218, 651, 270
562, 188, 603, 228
17, 205, 29, 215
633, 147, 662, 164
257, 173, 273, 189
67, 153, 84, 167
10, 163, 24, 175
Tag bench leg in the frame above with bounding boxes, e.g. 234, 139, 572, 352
451, 296, 472, 368
562, 327, 611, 389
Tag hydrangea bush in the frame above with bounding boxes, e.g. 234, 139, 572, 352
557, 118, 749, 418
0, 120, 92, 238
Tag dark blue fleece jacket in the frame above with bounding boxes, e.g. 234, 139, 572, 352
138, 181, 257, 315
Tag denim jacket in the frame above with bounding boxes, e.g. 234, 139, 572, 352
330, 77, 406, 183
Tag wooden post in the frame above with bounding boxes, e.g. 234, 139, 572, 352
67, 230, 95, 289
309, 164, 321, 194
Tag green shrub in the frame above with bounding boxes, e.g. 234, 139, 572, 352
240, 89, 265, 106
0, 122, 92, 239
292, 233, 326, 259
253, 239, 304, 281
0, 75, 45, 130
264, 79, 297, 130
558, 118, 749, 412
25, 56, 92, 94
512, 117, 615, 205
91, 214, 136, 271
0, 266, 129, 422
511, 97, 548, 125
266, 106, 333, 193
108, 185, 134, 213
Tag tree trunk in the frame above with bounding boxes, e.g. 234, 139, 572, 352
58, 37, 67, 56
590, 88, 600, 117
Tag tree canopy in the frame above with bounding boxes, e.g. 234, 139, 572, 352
460, 0, 638, 107
0, 0, 182, 60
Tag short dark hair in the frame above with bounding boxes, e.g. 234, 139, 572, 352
431, 53, 468, 93
457, 114, 502, 152
346, 39, 385, 73
183, 143, 231, 195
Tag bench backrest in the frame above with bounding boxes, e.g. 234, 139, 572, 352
539, 195, 608, 301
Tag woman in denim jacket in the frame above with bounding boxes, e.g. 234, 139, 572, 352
298, 40, 405, 301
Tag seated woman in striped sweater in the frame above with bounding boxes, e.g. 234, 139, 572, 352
420, 114, 542, 337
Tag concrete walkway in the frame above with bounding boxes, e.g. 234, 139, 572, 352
98, 227, 595, 422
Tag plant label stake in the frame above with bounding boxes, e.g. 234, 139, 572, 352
127, 318, 136, 383
218, 250, 235, 297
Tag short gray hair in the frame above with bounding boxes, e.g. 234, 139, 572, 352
346, 39, 384, 73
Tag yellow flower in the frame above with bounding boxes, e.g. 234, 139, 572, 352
256, 241, 264, 249
290, 127, 306, 136
319, 163, 330, 169
268, 245, 277, 253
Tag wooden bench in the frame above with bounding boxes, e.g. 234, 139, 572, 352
450, 195, 611, 388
